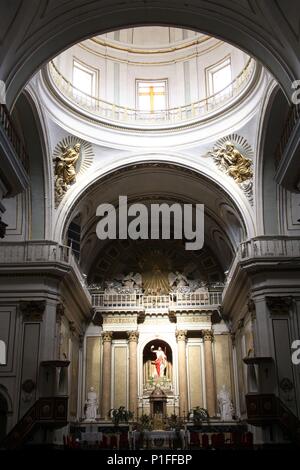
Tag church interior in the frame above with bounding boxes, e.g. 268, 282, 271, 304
0, 1, 300, 451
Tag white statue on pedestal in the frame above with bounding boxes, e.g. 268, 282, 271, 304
84, 387, 98, 421
217, 385, 233, 421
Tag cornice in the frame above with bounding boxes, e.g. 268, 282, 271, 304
79, 38, 222, 66
90, 34, 212, 55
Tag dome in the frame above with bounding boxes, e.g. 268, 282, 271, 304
95, 26, 207, 52
46, 26, 256, 130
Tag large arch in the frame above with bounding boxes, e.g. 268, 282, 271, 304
255, 81, 290, 235
52, 157, 255, 289
12, 90, 51, 239
1, 1, 299, 107
54, 154, 255, 244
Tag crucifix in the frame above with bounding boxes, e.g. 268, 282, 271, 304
139, 83, 165, 112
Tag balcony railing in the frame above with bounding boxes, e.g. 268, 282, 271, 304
91, 290, 222, 311
0, 103, 28, 170
0, 241, 89, 298
275, 102, 300, 163
222, 236, 300, 299
48, 58, 256, 127
240, 237, 300, 260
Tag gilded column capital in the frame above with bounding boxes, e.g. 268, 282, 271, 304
202, 330, 214, 342
20, 300, 46, 322
102, 331, 113, 343
176, 330, 187, 342
127, 331, 139, 342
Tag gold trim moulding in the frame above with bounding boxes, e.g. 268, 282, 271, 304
90, 34, 212, 55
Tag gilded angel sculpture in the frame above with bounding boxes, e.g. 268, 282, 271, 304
54, 143, 81, 185
53, 142, 81, 206
212, 141, 252, 183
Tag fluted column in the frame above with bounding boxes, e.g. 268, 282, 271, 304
101, 331, 113, 419
203, 330, 216, 417
127, 331, 139, 418
176, 330, 188, 417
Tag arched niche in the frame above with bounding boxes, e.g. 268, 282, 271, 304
143, 339, 173, 393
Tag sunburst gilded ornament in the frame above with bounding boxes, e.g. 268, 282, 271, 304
53, 136, 94, 208
207, 134, 254, 204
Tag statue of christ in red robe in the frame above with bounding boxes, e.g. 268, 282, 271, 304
151, 345, 167, 377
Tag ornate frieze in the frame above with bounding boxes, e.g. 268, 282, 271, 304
20, 300, 46, 321
266, 296, 293, 315
103, 317, 137, 324
177, 314, 211, 323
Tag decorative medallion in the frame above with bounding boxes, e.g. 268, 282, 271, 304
207, 134, 254, 205
53, 136, 94, 208
22, 379, 36, 394
21, 379, 35, 403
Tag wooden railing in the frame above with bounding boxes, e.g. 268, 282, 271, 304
0, 396, 68, 450
0, 103, 28, 170
246, 393, 300, 445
